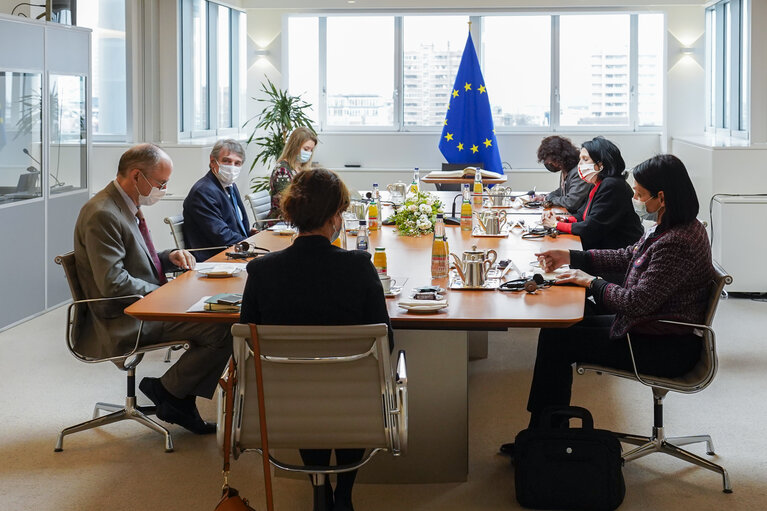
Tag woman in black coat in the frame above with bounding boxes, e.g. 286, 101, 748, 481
240, 167, 392, 511
553, 136, 643, 251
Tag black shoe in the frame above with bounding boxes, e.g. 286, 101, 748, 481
139, 377, 216, 435
499, 442, 515, 458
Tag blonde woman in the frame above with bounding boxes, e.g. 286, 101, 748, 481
267, 126, 318, 219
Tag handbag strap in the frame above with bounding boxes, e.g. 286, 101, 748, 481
219, 358, 237, 480
249, 323, 275, 511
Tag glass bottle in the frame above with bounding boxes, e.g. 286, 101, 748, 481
373, 247, 387, 275
472, 169, 483, 208
410, 168, 419, 196
431, 213, 449, 278
356, 220, 369, 251
460, 183, 473, 231
368, 198, 379, 231
372, 182, 380, 204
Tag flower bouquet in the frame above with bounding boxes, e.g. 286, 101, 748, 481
388, 191, 444, 236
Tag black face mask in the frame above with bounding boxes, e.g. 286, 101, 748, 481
544, 162, 561, 173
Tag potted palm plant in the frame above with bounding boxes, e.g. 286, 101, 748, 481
244, 77, 315, 192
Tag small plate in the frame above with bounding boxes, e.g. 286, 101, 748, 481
197, 268, 242, 278
398, 303, 448, 313
276, 228, 296, 236
471, 229, 509, 238
384, 287, 403, 298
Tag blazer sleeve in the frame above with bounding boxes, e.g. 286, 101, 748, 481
551, 172, 592, 213
83, 207, 159, 298
185, 186, 245, 248
569, 179, 630, 247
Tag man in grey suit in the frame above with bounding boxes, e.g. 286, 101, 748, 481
73, 143, 232, 435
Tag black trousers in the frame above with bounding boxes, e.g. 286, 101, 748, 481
526, 314, 702, 427
299, 448, 365, 503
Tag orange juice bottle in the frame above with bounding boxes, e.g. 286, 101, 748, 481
460, 183, 473, 231
373, 247, 387, 275
368, 199, 379, 231
431, 214, 449, 278
472, 170, 483, 208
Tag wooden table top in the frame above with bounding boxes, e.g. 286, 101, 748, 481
125, 204, 584, 330
421, 175, 507, 185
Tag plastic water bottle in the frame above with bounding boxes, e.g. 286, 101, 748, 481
372, 182, 380, 204
356, 220, 369, 251
410, 168, 420, 196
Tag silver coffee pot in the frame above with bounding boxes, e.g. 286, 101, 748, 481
486, 185, 513, 207
475, 210, 508, 235
450, 245, 498, 287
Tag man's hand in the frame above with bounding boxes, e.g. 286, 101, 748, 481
535, 249, 570, 273
249, 227, 259, 236
169, 249, 196, 270
554, 269, 595, 288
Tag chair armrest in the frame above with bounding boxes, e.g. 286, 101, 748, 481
396, 350, 407, 384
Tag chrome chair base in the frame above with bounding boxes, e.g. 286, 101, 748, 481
55, 385, 174, 453
614, 426, 731, 493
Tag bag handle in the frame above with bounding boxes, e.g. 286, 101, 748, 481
250, 323, 275, 511
219, 358, 237, 481
540, 405, 594, 430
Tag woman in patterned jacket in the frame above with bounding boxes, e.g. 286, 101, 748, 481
267, 126, 318, 219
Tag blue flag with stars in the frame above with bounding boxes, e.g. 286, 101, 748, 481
439, 32, 502, 174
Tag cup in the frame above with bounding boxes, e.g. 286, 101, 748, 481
379, 274, 397, 294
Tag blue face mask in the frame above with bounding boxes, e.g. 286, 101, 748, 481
300, 150, 312, 163
632, 197, 658, 222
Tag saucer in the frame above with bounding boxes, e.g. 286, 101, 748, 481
398, 303, 448, 313
384, 287, 403, 298
197, 267, 242, 278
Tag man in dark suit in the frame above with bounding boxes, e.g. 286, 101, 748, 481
73, 143, 232, 435
183, 139, 255, 261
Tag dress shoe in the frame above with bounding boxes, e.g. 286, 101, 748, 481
139, 377, 216, 435
499, 442, 515, 459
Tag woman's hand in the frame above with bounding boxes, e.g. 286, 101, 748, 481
554, 269, 594, 288
535, 249, 570, 272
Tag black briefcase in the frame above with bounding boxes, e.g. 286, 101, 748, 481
514, 406, 625, 511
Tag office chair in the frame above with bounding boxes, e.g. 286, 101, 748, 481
244, 190, 279, 230
54, 252, 188, 452
219, 323, 408, 511
575, 261, 733, 493
163, 214, 186, 250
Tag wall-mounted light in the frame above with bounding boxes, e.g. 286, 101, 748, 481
254, 49, 270, 57
680, 47, 695, 56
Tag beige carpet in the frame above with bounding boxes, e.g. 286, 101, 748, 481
1, 297, 766, 511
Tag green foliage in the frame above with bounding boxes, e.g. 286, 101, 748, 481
388, 191, 444, 236
243, 77, 315, 175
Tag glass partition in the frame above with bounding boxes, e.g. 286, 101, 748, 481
0, 72, 43, 204
49, 74, 87, 194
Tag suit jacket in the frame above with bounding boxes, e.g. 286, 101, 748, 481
183, 170, 249, 261
240, 235, 394, 350
73, 181, 174, 358
571, 176, 644, 250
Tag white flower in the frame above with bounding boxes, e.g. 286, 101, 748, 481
419, 203, 432, 214
419, 214, 429, 223
425, 197, 434, 206
408, 204, 418, 212
417, 220, 432, 230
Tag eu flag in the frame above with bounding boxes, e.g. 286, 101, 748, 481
439, 32, 503, 174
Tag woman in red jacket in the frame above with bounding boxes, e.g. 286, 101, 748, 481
553, 136, 643, 251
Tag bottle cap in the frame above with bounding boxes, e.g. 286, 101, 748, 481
373, 182, 378, 186
359, 220, 367, 225
436, 213, 444, 218
375, 247, 385, 251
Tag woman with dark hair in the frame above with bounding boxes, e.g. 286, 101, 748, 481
500, 155, 712, 453
240, 167, 392, 511
549, 136, 643, 251
536, 135, 593, 213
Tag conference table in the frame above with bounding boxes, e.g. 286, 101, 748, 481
125, 198, 583, 483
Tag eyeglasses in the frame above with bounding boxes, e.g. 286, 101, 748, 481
139, 171, 168, 191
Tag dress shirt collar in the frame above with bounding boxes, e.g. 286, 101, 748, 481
113, 178, 139, 218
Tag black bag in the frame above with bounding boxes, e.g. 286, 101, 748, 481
514, 406, 625, 511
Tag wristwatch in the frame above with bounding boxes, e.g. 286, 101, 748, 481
589, 276, 604, 290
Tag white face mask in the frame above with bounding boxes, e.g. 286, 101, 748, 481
216, 162, 241, 187
578, 162, 600, 184
632, 197, 659, 222
137, 172, 166, 207
300, 149, 312, 163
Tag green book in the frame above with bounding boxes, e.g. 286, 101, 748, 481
204, 293, 243, 312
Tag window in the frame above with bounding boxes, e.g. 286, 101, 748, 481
706, 0, 748, 135
286, 12, 664, 132
179, 0, 246, 136
78, 0, 127, 141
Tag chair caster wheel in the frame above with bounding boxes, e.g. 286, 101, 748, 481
707, 451, 715, 456
723, 489, 733, 494
54, 448, 63, 452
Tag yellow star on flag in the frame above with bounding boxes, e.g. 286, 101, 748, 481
457, 143, 464, 151
471, 145, 479, 154
484, 138, 492, 148
444, 119, 448, 125
464, 82, 472, 92
452, 89, 459, 98
478, 85, 486, 94
447, 104, 450, 111
445, 132, 454, 141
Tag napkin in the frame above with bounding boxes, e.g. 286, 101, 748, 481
397, 298, 448, 308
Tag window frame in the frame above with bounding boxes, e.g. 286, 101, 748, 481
285, 11, 665, 134
706, 0, 749, 139
178, 0, 245, 140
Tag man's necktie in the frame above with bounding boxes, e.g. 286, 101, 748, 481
136, 210, 167, 285
228, 187, 248, 236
